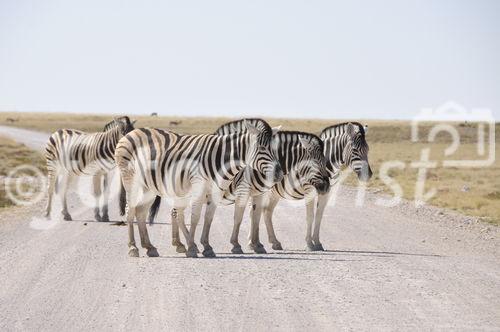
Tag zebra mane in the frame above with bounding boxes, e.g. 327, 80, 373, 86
215, 118, 273, 138
103, 116, 132, 131
320, 122, 365, 139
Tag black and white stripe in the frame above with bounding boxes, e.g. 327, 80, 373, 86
153, 119, 330, 254
114, 119, 282, 258
213, 123, 331, 254
254, 122, 373, 252
321, 122, 372, 182
44, 116, 135, 222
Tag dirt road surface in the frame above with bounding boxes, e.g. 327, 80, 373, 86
0, 125, 499, 331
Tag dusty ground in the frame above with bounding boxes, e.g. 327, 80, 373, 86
0, 125, 499, 331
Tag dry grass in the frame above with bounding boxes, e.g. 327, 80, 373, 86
0, 135, 46, 208
1, 112, 499, 224
364, 142, 500, 224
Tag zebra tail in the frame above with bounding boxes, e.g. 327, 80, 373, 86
148, 196, 161, 225
119, 179, 127, 216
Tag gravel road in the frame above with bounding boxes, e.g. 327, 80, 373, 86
0, 125, 499, 331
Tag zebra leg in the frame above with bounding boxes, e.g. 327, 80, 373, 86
175, 206, 192, 254
248, 195, 266, 254
122, 177, 139, 257
186, 202, 203, 258
305, 199, 315, 251
59, 174, 72, 221
136, 202, 159, 257
101, 174, 110, 222
171, 208, 186, 253
263, 195, 282, 250
200, 200, 217, 258
312, 194, 329, 251
44, 170, 57, 219
92, 175, 103, 222
127, 204, 139, 257
230, 198, 248, 254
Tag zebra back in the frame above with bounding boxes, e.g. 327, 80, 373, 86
216, 118, 274, 141
103, 116, 135, 135
320, 122, 366, 139
46, 116, 135, 176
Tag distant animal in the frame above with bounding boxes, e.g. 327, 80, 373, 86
6, 118, 18, 123
114, 118, 283, 258
169, 120, 181, 126
44, 116, 136, 222
150, 112, 158, 117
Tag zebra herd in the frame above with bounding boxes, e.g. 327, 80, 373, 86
44, 116, 372, 258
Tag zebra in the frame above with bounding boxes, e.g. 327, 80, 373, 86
249, 122, 372, 251
217, 129, 331, 254
149, 120, 331, 254
44, 116, 135, 222
114, 119, 283, 258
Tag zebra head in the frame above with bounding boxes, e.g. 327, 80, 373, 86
242, 120, 283, 183
297, 135, 330, 194
105, 116, 136, 136
343, 123, 372, 182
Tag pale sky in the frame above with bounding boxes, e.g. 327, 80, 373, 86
0, 0, 499, 119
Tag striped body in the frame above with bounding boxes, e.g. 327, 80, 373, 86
116, 128, 261, 199
160, 119, 330, 255
44, 116, 135, 222
252, 122, 372, 252
220, 131, 330, 203
46, 128, 121, 176
116, 119, 282, 258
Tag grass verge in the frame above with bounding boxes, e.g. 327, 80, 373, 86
0, 135, 46, 208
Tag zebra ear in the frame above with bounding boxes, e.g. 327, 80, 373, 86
271, 126, 281, 136
298, 135, 312, 151
363, 125, 368, 134
132, 120, 137, 125
243, 120, 260, 135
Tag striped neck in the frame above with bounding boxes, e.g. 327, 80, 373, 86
323, 133, 349, 175
234, 132, 251, 167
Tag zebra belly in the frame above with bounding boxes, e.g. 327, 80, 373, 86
53, 158, 115, 176
273, 182, 316, 201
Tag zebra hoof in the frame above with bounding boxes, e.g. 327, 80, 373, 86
128, 247, 139, 257
312, 243, 325, 251
147, 247, 159, 257
231, 246, 244, 254
62, 213, 72, 221
94, 214, 102, 222
272, 242, 283, 250
202, 248, 216, 258
306, 243, 315, 251
253, 245, 267, 254
101, 214, 110, 223
175, 244, 187, 253
186, 246, 198, 258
